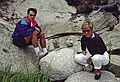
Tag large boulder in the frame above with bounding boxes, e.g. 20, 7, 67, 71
65, 71, 117, 82
39, 48, 82, 81
101, 23, 120, 49
89, 12, 118, 31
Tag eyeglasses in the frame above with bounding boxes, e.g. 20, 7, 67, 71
29, 14, 36, 16
82, 30, 91, 33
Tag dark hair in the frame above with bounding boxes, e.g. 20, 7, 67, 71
27, 8, 37, 15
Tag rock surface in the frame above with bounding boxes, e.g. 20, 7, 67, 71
65, 71, 117, 82
40, 48, 82, 81
111, 55, 120, 66
0, 0, 120, 81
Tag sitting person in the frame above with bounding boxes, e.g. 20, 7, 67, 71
74, 21, 109, 80
12, 8, 47, 56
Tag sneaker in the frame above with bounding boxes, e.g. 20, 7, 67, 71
38, 51, 48, 59
35, 51, 40, 56
89, 67, 95, 72
94, 72, 101, 80
83, 64, 93, 72
89, 63, 95, 72
34, 47, 40, 56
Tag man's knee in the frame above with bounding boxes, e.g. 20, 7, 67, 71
40, 32, 44, 36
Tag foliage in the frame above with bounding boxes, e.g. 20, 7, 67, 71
0, 63, 50, 82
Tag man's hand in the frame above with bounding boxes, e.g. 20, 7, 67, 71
35, 27, 41, 33
32, 27, 41, 35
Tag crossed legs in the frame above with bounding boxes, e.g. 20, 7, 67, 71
74, 52, 109, 79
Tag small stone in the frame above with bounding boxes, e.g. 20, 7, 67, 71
66, 38, 73, 47
53, 40, 60, 49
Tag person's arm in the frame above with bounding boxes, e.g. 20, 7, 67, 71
81, 38, 91, 64
34, 24, 42, 33
81, 37, 87, 55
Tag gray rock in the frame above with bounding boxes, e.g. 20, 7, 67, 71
111, 55, 120, 66
66, 38, 73, 47
101, 23, 120, 49
40, 48, 82, 81
53, 40, 60, 49
90, 12, 118, 32
0, 0, 120, 81
0, 22, 37, 72
65, 71, 117, 82
116, 77, 120, 82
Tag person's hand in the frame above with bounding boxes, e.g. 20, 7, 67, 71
87, 57, 92, 64
82, 51, 86, 55
32, 27, 40, 35
35, 27, 40, 33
